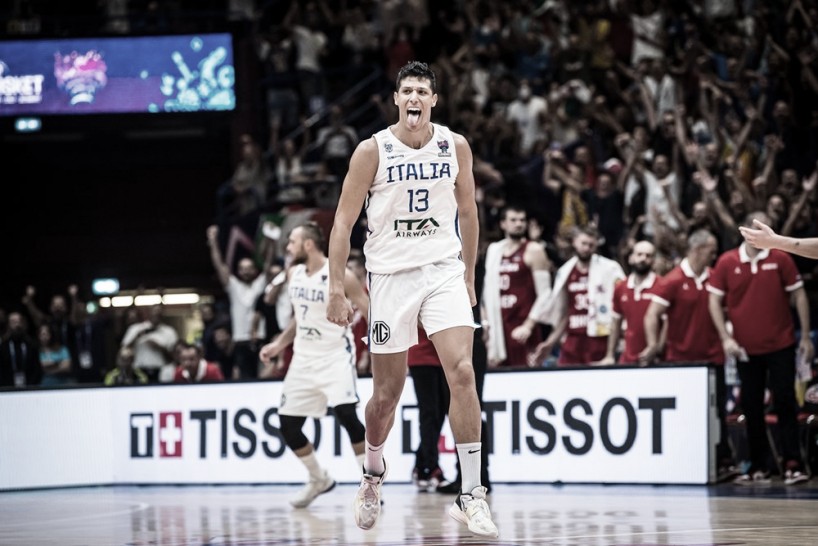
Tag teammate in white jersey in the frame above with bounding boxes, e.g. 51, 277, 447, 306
259, 222, 369, 509
326, 61, 498, 538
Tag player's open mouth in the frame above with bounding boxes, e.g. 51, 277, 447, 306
407, 107, 421, 127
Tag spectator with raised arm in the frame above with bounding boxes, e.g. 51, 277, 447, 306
207, 224, 272, 379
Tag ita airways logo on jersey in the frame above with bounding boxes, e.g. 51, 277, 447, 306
437, 139, 451, 157
371, 321, 391, 345
393, 217, 439, 238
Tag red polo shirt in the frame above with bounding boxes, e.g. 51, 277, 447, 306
708, 246, 802, 355
612, 272, 661, 364
650, 259, 724, 364
174, 360, 225, 383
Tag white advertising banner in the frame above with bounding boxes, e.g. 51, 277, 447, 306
0, 366, 713, 490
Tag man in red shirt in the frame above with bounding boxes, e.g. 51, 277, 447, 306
708, 212, 814, 485
641, 229, 736, 480
173, 343, 225, 383
600, 240, 664, 365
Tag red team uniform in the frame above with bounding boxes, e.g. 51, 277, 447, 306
650, 262, 724, 364
498, 242, 542, 366
558, 264, 608, 365
708, 248, 802, 355
611, 273, 660, 364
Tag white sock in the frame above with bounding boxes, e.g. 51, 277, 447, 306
298, 451, 324, 481
456, 442, 482, 494
364, 439, 385, 475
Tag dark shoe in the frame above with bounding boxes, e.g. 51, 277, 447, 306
716, 465, 740, 483
436, 479, 461, 494
414, 466, 446, 493
436, 478, 491, 494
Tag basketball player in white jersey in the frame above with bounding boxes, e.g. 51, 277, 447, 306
326, 61, 498, 538
259, 222, 369, 508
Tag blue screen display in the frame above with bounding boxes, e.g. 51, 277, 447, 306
0, 33, 236, 115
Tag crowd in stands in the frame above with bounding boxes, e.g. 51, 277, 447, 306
3, 1, 818, 475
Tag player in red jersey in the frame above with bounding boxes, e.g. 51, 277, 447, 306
530, 225, 625, 366
599, 240, 664, 365
709, 212, 814, 485
482, 206, 552, 367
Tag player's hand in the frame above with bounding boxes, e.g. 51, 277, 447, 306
259, 341, 281, 363
510, 323, 533, 343
327, 292, 353, 326
528, 341, 552, 368
638, 344, 659, 366
721, 337, 743, 359
738, 219, 776, 250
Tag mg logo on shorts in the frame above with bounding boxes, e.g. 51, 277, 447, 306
371, 321, 391, 345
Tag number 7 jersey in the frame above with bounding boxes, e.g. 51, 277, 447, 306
364, 123, 462, 274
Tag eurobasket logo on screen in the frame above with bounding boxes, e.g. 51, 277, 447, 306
0, 61, 45, 105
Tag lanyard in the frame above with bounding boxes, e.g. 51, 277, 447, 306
9, 341, 27, 373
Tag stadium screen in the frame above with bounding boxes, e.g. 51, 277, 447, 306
0, 33, 235, 116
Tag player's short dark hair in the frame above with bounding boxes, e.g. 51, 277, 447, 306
500, 205, 527, 221
396, 61, 437, 93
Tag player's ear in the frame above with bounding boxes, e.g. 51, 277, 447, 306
393, 91, 398, 106
431, 93, 438, 107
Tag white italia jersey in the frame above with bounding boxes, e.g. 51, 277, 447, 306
365, 123, 462, 274
288, 261, 355, 358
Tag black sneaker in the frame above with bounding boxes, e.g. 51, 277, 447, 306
436, 479, 461, 494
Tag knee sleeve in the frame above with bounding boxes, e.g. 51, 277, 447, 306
333, 403, 365, 444
279, 415, 309, 451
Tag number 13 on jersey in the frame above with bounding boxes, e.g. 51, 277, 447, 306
407, 188, 429, 212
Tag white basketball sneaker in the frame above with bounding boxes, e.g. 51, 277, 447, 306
353, 459, 388, 530
448, 485, 499, 538
290, 470, 336, 508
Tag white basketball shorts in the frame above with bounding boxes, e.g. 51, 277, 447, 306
278, 347, 359, 418
367, 255, 477, 354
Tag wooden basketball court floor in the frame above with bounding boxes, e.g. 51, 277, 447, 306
1, 480, 817, 546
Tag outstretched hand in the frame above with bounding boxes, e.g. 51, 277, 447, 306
738, 219, 777, 250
